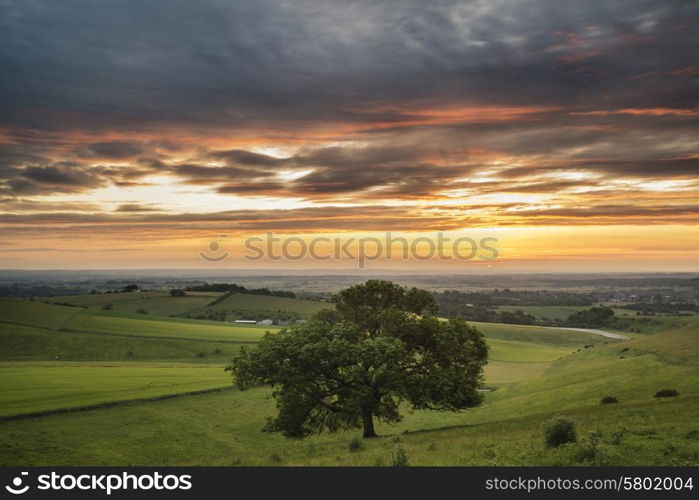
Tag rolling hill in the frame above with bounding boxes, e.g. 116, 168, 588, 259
0, 295, 696, 465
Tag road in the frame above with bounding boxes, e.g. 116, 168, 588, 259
546, 326, 631, 340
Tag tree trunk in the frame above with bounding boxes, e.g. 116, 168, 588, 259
362, 408, 377, 438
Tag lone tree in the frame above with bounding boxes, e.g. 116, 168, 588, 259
228, 280, 488, 438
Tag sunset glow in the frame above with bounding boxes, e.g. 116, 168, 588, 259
0, 0, 697, 271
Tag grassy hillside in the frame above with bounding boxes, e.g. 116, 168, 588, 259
0, 364, 229, 417
46, 291, 220, 317
1, 297, 697, 466
0, 322, 246, 363
0, 299, 81, 329
470, 321, 608, 346
64, 313, 275, 343
1, 385, 695, 466
187, 292, 329, 319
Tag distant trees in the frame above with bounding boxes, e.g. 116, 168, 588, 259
228, 280, 488, 439
121, 284, 139, 293
170, 289, 186, 297
564, 306, 615, 328
434, 289, 593, 315
188, 283, 296, 298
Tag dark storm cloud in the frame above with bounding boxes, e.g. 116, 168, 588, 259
0, 160, 157, 195
171, 143, 476, 197
77, 141, 145, 159
0, 0, 697, 216
1, 0, 697, 135
500, 157, 699, 180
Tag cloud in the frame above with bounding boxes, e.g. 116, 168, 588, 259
0, 0, 697, 242
114, 203, 162, 212
77, 141, 146, 159
1, 0, 697, 135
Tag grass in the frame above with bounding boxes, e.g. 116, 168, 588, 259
487, 338, 572, 363
1, 386, 695, 466
0, 296, 697, 466
43, 291, 221, 316
483, 361, 552, 384
0, 322, 246, 363
470, 321, 610, 346
609, 315, 697, 336
0, 364, 229, 418
0, 298, 81, 329
64, 313, 277, 343
192, 292, 329, 317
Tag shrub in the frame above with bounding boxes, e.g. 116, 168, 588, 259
136, 308, 148, 314
600, 396, 618, 405
102, 303, 113, 311
348, 437, 364, 452
654, 389, 679, 398
269, 453, 282, 463
197, 352, 206, 358
544, 417, 577, 447
213, 348, 223, 355
573, 432, 612, 465
392, 445, 409, 467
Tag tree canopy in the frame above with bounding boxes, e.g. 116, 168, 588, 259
228, 280, 488, 438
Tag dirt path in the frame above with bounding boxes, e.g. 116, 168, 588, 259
545, 326, 631, 340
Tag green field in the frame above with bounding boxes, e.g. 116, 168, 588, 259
64, 313, 275, 343
487, 338, 571, 363
0, 364, 229, 417
0, 299, 81, 329
187, 292, 329, 318
470, 321, 607, 346
1, 295, 697, 466
45, 291, 222, 316
0, 322, 247, 363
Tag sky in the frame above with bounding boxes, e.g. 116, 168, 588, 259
0, 0, 697, 271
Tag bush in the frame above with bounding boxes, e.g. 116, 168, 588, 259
654, 389, 679, 398
573, 431, 612, 465
197, 352, 206, 358
136, 308, 148, 314
392, 445, 409, 467
544, 417, 577, 447
269, 453, 282, 463
600, 396, 618, 405
348, 437, 364, 452
102, 303, 113, 311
